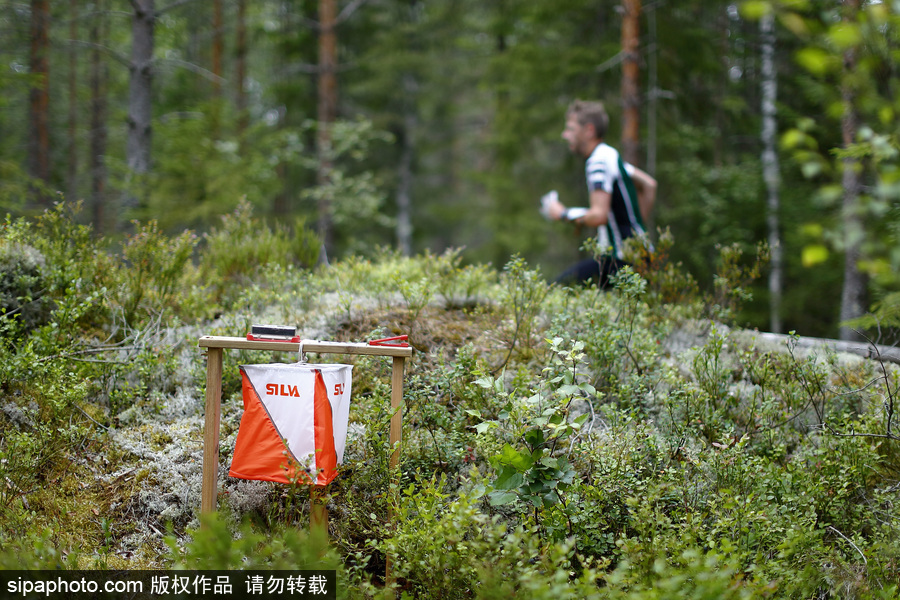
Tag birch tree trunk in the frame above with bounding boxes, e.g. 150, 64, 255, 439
620, 0, 641, 166
838, 0, 866, 342
760, 12, 783, 333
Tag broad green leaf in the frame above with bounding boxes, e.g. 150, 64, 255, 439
781, 129, 811, 150
739, 1, 772, 20
488, 491, 518, 506
494, 466, 524, 490
816, 185, 843, 206
559, 384, 581, 396
496, 443, 533, 470
827, 23, 861, 51
795, 47, 832, 76
800, 160, 823, 179
523, 428, 545, 447
779, 11, 809, 37
859, 258, 891, 277
474, 376, 497, 390
802, 244, 829, 267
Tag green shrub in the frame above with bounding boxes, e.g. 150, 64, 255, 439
377, 473, 602, 600
496, 255, 549, 367
120, 220, 198, 326
0, 529, 79, 569
0, 239, 54, 335
199, 199, 320, 308
167, 512, 340, 571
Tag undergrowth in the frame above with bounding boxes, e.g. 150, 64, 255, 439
0, 204, 897, 599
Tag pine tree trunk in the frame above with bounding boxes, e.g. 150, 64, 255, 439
760, 13, 783, 333
620, 0, 641, 166
66, 0, 78, 204
396, 75, 417, 257
317, 0, 338, 252
28, 0, 51, 201
90, 0, 109, 232
236, 0, 248, 141
211, 0, 223, 137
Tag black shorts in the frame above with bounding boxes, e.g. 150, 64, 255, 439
554, 256, 625, 289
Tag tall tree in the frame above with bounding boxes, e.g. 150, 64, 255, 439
89, 0, 110, 231
620, 0, 641, 166
760, 11, 782, 333
396, 72, 416, 257
235, 0, 248, 141
66, 0, 79, 203
126, 0, 156, 206
317, 0, 338, 252
28, 0, 51, 201
211, 0, 223, 137
838, 0, 866, 341
212, 0, 223, 97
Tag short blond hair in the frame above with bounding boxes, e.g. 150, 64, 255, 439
567, 100, 609, 140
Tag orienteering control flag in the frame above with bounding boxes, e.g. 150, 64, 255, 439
229, 363, 353, 486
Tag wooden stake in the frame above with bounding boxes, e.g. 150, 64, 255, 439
201, 347, 223, 517
384, 355, 406, 593
389, 356, 405, 469
310, 485, 328, 532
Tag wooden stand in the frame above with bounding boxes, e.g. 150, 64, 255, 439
197, 336, 411, 583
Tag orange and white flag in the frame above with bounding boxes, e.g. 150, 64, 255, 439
229, 363, 352, 486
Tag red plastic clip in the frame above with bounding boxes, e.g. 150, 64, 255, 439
247, 333, 301, 343
368, 334, 409, 347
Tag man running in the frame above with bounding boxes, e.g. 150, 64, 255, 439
541, 100, 657, 287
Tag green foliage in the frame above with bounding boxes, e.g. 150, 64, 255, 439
623, 228, 701, 314
142, 108, 292, 230
120, 220, 197, 326
0, 237, 54, 334
199, 199, 321, 309
844, 291, 900, 346
497, 255, 549, 366
0, 206, 897, 597
600, 545, 767, 600
376, 473, 602, 600
771, 0, 900, 322
0, 529, 78, 569
711, 241, 770, 324
421, 247, 496, 309
474, 337, 594, 540
167, 512, 340, 571
299, 118, 394, 255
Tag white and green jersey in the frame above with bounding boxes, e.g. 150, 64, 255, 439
585, 142, 648, 259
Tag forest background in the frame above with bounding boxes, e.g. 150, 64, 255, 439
3, 2, 900, 596
2, 0, 900, 340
